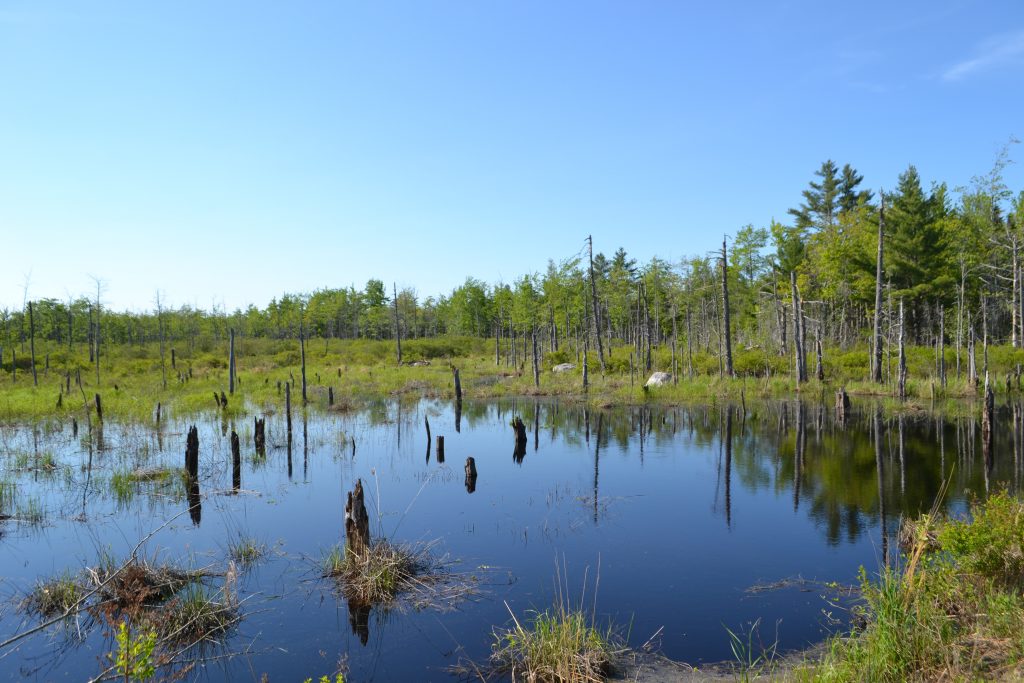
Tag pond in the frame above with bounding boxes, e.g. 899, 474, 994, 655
0, 397, 1020, 681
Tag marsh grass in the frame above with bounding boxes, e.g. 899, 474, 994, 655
488, 563, 625, 683
23, 571, 82, 616
803, 492, 1024, 682
323, 540, 442, 607
155, 584, 238, 644
227, 535, 265, 567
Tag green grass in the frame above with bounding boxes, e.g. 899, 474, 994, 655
23, 571, 82, 616
0, 336, 1018, 423
323, 540, 430, 606
801, 492, 1024, 682
156, 584, 237, 644
227, 534, 265, 567
491, 603, 621, 683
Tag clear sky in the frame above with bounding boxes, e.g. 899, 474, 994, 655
2, 1, 1023, 312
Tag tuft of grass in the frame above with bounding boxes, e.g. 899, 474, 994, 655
491, 603, 620, 683
227, 535, 265, 567
15, 496, 45, 525
23, 572, 82, 616
156, 584, 237, 644
324, 540, 432, 606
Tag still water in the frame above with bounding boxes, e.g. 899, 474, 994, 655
0, 397, 1018, 681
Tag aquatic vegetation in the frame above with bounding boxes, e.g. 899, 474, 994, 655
490, 604, 622, 683
324, 540, 437, 606
23, 572, 82, 616
157, 584, 237, 644
227, 535, 265, 567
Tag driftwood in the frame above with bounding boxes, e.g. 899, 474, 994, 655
344, 479, 371, 559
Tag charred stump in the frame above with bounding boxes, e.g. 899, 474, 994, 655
185, 425, 199, 478
436, 435, 445, 463
95, 393, 103, 422
464, 456, 477, 494
231, 430, 241, 491
344, 479, 371, 560
254, 417, 266, 455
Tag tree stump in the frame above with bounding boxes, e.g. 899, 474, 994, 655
231, 430, 241, 491
436, 435, 445, 463
185, 425, 199, 479
835, 388, 851, 423
254, 417, 266, 454
512, 417, 528, 447
220, 391, 228, 409
95, 393, 103, 422
453, 367, 462, 403
328, 387, 334, 406
982, 378, 995, 472
345, 479, 371, 560
464, 457, 477, 494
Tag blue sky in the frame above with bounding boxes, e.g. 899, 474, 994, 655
2, 1, 1023, 312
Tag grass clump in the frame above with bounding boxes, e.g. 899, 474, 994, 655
23, 571, 82, 616
93, 558, 201, 609
324, 540, 431, 606
808, 491, 1024, 682
157, 584, 237, 644
491, 605, 619, 683
227, 535, 265, 567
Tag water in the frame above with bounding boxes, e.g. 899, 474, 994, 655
0, 397, 1018, 681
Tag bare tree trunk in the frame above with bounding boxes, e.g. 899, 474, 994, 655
938, 306, 946, 388
898, 299, 907, 400
721, 237, 734, 377
393, 282, 402, 364
300, 331, 307, 404
532, 327, 540, 389
872, 199, 885, 383
587, 235, 606, 372
791, 272, 806, 383
229, 328, 236, 394
28, 301, 37, 387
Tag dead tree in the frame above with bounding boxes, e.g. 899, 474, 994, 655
95, 393, 103, 422
721, 237, 734, 377
872, 198, 885, 383
453, 367, 462, 403
532, 328, 540, 388
285, 381, 293, 435
436, 435, 445, 463
897, 300, 907, 400
228, 328, 236, 394
791, 272, 806, 383
393, 282, 402, 364
300, 331, 308, 405
835, 388, 851, 424
28, 301, 37, 387
587, 235, 606, 372
344, 479, 371, 559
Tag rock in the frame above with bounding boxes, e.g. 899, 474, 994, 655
408, 360, 431, 367
645, 372, 672, 387
551, 363, 576, 373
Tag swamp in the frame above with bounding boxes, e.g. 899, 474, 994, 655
0, 390, 1019, 681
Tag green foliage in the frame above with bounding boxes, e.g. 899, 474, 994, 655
109, 620, 157, 682
301, 675, 345, 683
938, 491, 1024, 585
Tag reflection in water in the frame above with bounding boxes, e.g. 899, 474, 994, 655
188, 476, 201, 526
348, 598, 370, 646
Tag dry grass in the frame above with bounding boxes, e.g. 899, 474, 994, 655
324, 539, 458, 608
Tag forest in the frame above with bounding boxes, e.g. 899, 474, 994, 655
4, 146, 1024, 389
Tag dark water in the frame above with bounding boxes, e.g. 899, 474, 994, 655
0, 397, 1019, 681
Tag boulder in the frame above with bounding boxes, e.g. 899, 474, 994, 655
551, 363, 576, 373
645, 372, 672, 387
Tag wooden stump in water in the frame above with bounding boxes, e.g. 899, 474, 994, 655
254, 417, 266, 454
156, 402, 161, 424
213, 391, 221, 408
835, 388, 851, 423
231, 430, 241, 491
328, 387, 334, 406
436, 435, 445, 463
344, 479, 371, 559
95, 393, 103, 422
512, 417, 528, 447
56, 393, 62, 409
72, 418, 78, 437
464, 456, 477, 493
453, 367, 462, 403
185, 425, 199, 479
220, 391, 228, 409
285, 382, 293, 435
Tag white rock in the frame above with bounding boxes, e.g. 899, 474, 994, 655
645, 372, 672, 387
551, 363, 576, 373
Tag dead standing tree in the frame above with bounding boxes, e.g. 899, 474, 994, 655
344, 479, 371, 560
720, 236, 734, 377
871, 197, 885, 383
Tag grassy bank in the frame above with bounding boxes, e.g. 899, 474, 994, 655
0, 335, 1018, 421
796, 491, 1024, 682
